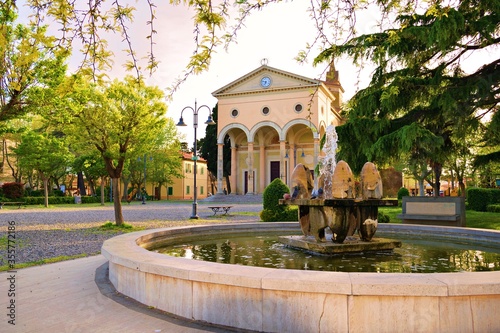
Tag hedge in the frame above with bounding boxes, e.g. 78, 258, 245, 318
22, 196, 102, 205
466, 187, 500, 211
486, 204, 500, 213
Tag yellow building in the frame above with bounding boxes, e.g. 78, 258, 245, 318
164, 152, 210, 200
212, 61, 344, 195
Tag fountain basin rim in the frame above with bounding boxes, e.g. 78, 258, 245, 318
101, 222, 500, 297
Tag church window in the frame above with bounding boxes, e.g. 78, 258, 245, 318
262, 106, 270, 115
294, 104, 303, 113
231, 109, 239, 118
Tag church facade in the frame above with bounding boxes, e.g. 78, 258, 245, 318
211, 61, 344, 195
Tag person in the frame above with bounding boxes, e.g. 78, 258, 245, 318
223, 188, 227, 195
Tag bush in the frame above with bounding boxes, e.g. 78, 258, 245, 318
486, 204, 500, 213
378, 211, 390, 223
467, 188, 494, 211
397, 187, 410, 200
50, 189, 65, 197
260, 178, 297, 222
2, 182, 25, 199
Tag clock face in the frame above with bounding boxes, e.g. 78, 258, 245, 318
260, 76, 271, 88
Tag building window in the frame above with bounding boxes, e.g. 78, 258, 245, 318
168, 187, 173, 195
200, 186, 204, 195
262, 106, 270, 116
186, 186, 190, 194
294, 103, 303, 113
231, 109, 239, 118
201, 167, 204, 175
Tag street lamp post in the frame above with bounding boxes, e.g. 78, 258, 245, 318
177, 100, 216, 219
142, 154, 147, 204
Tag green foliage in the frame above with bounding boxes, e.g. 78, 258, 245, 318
397, 187, 410, 200
466, 188, 500, 211
263, 178, 289, 211
21, 196, 102, 205
378, 211, 391, 223
321, 1, 499, 189
2, 182, 24, 199
486, 204, 500, 213
260, 178, 297, 222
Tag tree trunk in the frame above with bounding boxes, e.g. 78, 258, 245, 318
100, 176, 106, 206
77, 171, 87, 196
111, 177, 124, 226
433, 162, 442, 197
418, 179, 425, 196
43, 177, 49, 208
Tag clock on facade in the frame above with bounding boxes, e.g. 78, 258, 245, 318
260, 76, 272, 88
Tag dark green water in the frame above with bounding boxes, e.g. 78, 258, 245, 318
153, 234, 500, 273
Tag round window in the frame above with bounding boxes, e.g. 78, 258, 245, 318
262, 106, 270, 115
294, 104, 303, 113
231, 109, 239, 118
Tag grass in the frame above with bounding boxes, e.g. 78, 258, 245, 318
96, 221, 146, 233
379, 206, 500, 230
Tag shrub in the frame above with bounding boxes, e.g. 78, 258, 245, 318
397, 187, 410, 200
2, 182, 25, 199
467, 188, 493, 211
260, 178, 297, 222
486, 204, 500, 213
378, 211, 390, 223
50, 189, 65, 197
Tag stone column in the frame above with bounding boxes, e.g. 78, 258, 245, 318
247, 142, 254, 194
259, 145, 266, 193
280, 140, 287, 185
231, 146, 237, 194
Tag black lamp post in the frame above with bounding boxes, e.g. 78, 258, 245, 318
177, 100, 216, 219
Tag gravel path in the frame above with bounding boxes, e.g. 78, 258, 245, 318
0, 201, 263, 266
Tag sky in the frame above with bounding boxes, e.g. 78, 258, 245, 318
16, 1, 494, 145
16, 1, 374, 145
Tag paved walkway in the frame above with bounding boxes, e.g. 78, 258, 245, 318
0, 199, 264, 333
0, 255, 241, 333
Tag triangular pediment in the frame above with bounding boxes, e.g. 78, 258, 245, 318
212, 65, 321, 97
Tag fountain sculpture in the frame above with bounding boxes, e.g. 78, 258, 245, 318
280, 125, 400, 254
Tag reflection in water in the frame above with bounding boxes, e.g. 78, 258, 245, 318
154, 234, 500, 273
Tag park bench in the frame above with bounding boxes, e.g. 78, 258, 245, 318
208, 206, 233, 216
0, 202, 25, 209
397, 196, 465, 227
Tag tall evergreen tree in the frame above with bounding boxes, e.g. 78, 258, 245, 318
315, 0, 499, 196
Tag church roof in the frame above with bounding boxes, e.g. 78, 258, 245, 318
212, 64, 323, 98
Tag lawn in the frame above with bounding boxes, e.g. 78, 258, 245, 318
379, 206, 500, 230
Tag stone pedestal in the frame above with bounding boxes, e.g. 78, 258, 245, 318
278, 235, 402, 254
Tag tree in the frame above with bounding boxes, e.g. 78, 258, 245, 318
318, 0, 499, 196
1, 5, 68, 124
60, 75, 167, 225
14, 131, 73, 207
72, 152, 108, 204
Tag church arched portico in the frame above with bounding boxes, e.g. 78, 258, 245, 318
212, 62, 344, 195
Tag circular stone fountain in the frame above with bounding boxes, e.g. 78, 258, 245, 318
102, 125, 500, 332
102, 222, 500, 333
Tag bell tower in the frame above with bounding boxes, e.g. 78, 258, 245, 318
323, 60, 344, 113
